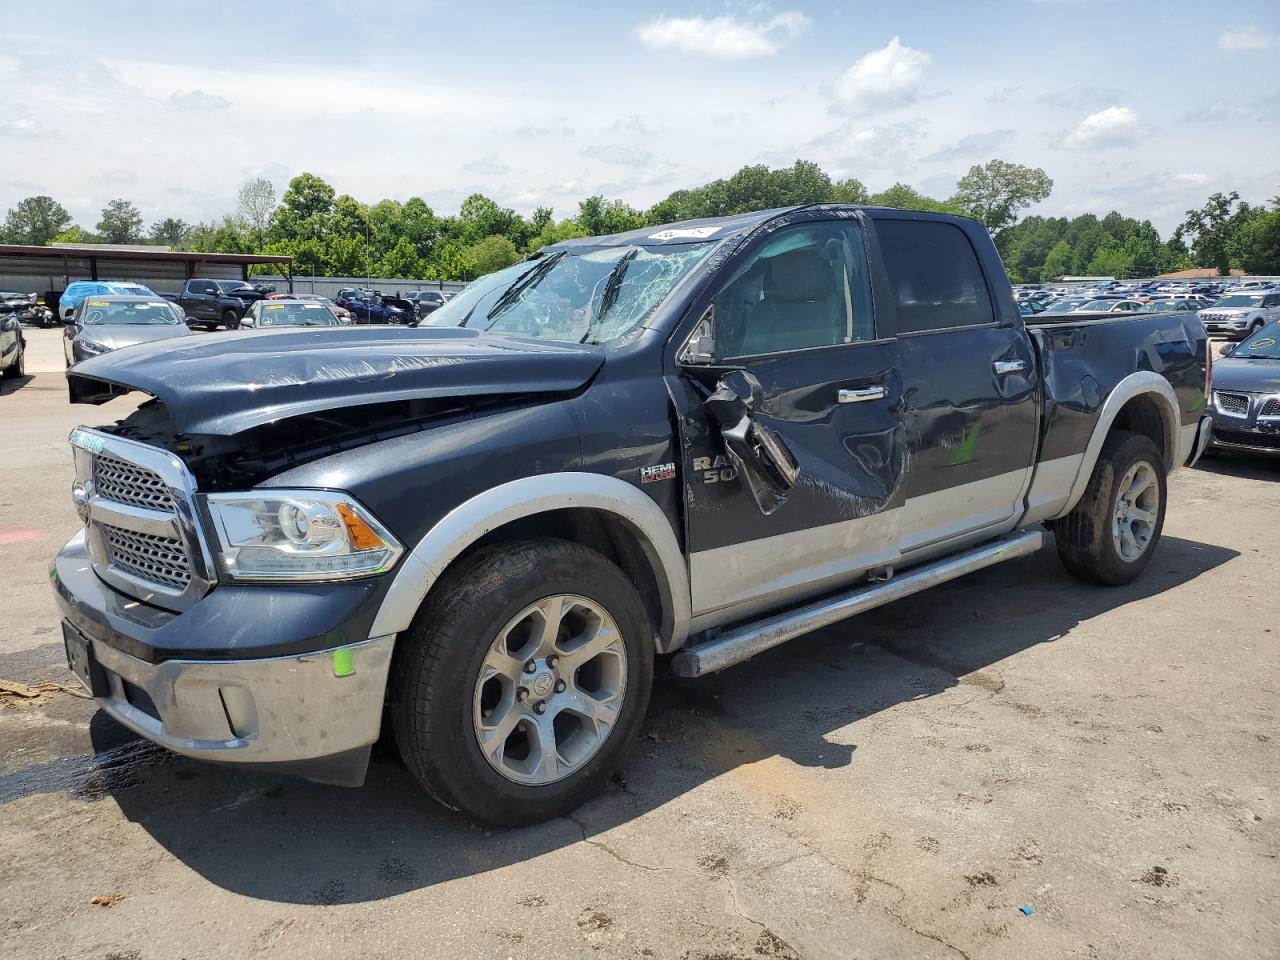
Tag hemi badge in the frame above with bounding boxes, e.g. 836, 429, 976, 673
640, 462, 676, 483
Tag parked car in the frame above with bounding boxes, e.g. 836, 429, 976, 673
0, 300, 26, 381
54, 205, 1210, 826
337, 289, 410, 324
1041, 297, 1091, 314
59, 280, 158, 321
168, 279, 269, 330
63, 296, 191, 367
1136, 299, 1199, 313
1198, 290, 1280, 340
1073, 299, 1141, 313
240, 300, 345, 329
406, 290, 446, 318
267, 293, 352, 323
1205, 319, 1280, 456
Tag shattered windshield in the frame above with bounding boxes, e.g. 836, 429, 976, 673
422, 242, 715, 344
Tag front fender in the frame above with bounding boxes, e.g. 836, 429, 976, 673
368, 472, 691, 653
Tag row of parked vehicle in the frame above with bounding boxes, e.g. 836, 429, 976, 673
1015, 280, 1280, 341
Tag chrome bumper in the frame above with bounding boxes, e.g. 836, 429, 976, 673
72, 630, 395, 785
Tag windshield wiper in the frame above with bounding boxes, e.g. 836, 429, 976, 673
588, 249, 638, 340
484, 251, 565, 322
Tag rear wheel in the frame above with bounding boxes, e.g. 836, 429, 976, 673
1055, 431, 1166, 586
391, 538, 653, 826
222, 309, 239, 330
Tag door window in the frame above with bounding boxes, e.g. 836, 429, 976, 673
875, 219, 995, 333
711, 221, 875, 359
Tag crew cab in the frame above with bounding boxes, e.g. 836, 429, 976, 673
169, 279, 270, 330
53, 206, 1211, 826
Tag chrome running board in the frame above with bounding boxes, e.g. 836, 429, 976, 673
671, 528, 1045, 678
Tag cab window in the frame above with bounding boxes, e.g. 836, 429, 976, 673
711, 221, 875, 359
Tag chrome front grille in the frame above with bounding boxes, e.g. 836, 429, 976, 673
70, 428, 212, 611
101, 524, 192, 590
94, 454, 176, 511
1214, 391, 1249, 417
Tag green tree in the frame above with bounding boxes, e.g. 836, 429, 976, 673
464, 235, 520, 276
2, 195, 73, 245
1235, 201, 1280, 275
236, 177, 277, 251
52, 225, 96, 245
96, 199, 144, 243
190, 215, 251, 254
1086, 238, 1134, 278
577, 196, 645, 236
527, 217, 588, 253
952, 159, 1053, 238
870, 183, 961, 214
829, 178, 870, 204
148, 217, 192, 249
280, 172, 335, 221
1040, 239, 1072, 279
378, 236, 427, 279
1120, 221, 1164, 277
1177, 191, 1241, 275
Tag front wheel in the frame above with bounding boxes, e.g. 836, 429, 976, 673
222, 309, 239, 330
391, 538, 653, 826
2, 343, 23, 379
1055, 431, 1167, 585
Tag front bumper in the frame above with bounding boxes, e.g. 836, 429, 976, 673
53, 530, 396, 785
1185, 415, 1213, 467
67, 622, 394, 784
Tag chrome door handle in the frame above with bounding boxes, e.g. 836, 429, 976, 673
993, 359, 1028, 375
837, 386, 887, 404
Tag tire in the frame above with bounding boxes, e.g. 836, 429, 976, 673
391, 538, 653, 826
222, 309, 239, 330
2, 341, 23, 379
1055, 430, 1167, 586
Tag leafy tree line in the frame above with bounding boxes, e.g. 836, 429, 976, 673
3, 161, 1277, 281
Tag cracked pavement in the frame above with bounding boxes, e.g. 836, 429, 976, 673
1, 328, 1278, 959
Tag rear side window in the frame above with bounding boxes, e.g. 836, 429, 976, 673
875, 219, 995, 334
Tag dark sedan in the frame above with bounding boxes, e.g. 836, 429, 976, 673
1207, 318, 1280, 457
64, 296, 191, 368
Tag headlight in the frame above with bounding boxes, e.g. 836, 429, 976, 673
78, 339, 109, 356
206, 490, 403, 581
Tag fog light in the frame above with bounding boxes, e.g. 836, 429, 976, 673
218, 686, 259, 740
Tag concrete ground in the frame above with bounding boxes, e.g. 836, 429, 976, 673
1, 327, 1277, 960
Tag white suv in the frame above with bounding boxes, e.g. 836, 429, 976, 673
1199, 290, 1280, 340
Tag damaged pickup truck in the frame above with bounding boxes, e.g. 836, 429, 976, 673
53, 205, 1212, 825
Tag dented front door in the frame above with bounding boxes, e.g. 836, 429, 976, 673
670, 218, 909, 629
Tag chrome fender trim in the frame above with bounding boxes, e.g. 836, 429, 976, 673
369, 473, 691, 652
1057, 371, 1180, 519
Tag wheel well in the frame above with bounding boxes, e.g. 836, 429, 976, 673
1109, 393, 1173, 470
459, 508, 669, 646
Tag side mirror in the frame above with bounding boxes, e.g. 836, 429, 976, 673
1219, 343, 1235, 357
705, 370, 800, 516
680, 305, 716, 365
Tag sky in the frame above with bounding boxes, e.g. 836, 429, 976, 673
1, 0, 1277, 238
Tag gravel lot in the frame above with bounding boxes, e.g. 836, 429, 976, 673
1, 327, 1277, 960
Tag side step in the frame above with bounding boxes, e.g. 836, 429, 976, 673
671, 528, 1045, 678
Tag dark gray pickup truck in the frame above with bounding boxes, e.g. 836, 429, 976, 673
53, 205, 1211, 825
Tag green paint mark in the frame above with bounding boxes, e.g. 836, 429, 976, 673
333, 647, 355, 678
950, 423, 981, 465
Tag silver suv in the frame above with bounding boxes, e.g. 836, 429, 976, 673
1199, 290, 1280, 340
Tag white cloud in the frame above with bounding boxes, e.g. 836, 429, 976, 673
922, 129, 1016, 162
634, 12, 810, 60
169, 89, 231, 111
1036, 85, 1118, 110
580, 143, 656, 167
1217, 26, 1278, 50
832, 37, 931, 115
1173, 173, 1211, 186
461, 154, 511, 176
1063, 105, 1144, 149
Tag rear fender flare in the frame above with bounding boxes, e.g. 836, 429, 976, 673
1059, 371, 1179, 516
368, 473, 691, 653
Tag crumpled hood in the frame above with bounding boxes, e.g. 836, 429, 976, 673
68, 326, 604, 435
1212, 356, 1280, 393
80, 324, 191, 352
